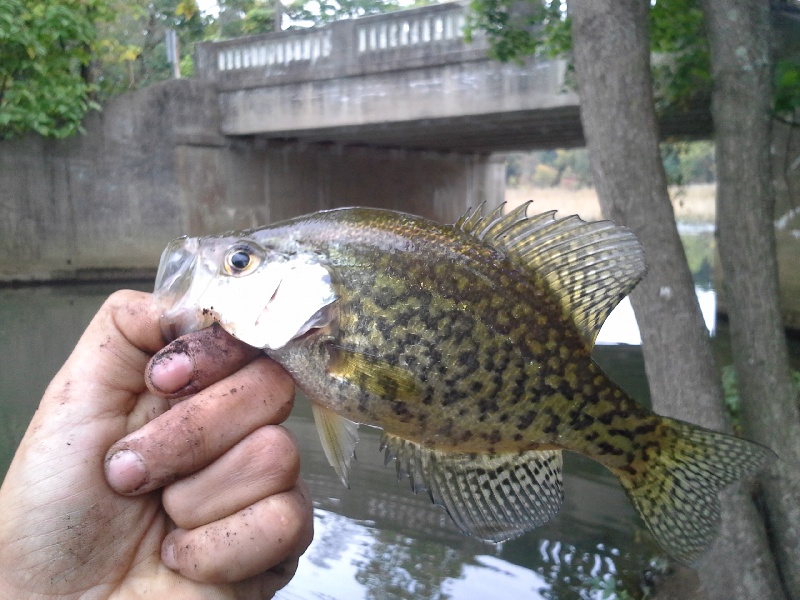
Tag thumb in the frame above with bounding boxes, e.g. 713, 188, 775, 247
42, 290, 166, 417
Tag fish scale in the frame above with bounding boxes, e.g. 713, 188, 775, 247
155, 204, 775, 565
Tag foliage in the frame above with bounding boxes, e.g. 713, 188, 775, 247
660, 141, 715, 186
0, 0, 106, 139
214, 0, 276, 38
466, 0, 569, 63
468, 0, 796, 118
505, 148, 593, 188
468, 0, 711, 109
722, 365, 800, 434
92, 0, 206, 99
285, 0, 409, 27
506, 142, 714, 189
648, 0, 711, 111
774, 59, 800, 124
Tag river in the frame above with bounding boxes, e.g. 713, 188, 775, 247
0, 226, 795, 599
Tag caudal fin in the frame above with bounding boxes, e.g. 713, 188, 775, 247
616, 418, 774, 564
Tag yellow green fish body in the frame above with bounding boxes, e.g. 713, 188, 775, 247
154, 204, 771, 564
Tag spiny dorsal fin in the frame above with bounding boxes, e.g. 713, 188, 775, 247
380, 433, 564, 542
311, 403, 359, 488
456, 202, 646, 347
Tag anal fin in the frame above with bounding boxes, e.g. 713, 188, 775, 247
312, 403, 359, 488
381, 433, 564, 542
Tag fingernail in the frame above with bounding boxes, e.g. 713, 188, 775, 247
149, 352, 194, 394
105, 449, 148, 493
162, 540, 178, 570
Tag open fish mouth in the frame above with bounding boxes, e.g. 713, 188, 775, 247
154, 236, 220, 342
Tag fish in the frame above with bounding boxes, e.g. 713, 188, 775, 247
153, 203, 773, 565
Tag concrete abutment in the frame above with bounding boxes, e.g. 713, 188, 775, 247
0, 79, 504, 282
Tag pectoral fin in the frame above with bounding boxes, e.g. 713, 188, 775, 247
311, 403, 360, 488
327, 345, 422, 403
381, 433, 564, 542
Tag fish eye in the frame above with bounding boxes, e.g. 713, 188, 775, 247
224, 244, 262, 276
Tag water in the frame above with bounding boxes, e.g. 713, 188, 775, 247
0, 227, 792, 599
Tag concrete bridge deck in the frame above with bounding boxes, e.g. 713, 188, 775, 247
193, 2, 713, 152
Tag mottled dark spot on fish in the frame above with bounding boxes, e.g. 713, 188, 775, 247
422, 387, 433, 406
517, 409, 538, 430
543, 413, 561, 435
376, 317, 392, 337
436, 419, 454, 437
442, 388, 467, 407
597, 441, 625, 456
510, 376, 526, 405
392, 401, 411, 418
609, 427, 636, 441
478, 397, 499, 414
458, 351, 479, 369
394, 309, 414, 328
598, 410, 616, 425
403, 332, 421, 346
373, 291, 396, 310
569, 410, 594, 430
470, 381, 485, 393
633, 421, 658, 436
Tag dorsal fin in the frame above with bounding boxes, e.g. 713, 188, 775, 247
381, 433, 564, 542
456, 202, 646, 347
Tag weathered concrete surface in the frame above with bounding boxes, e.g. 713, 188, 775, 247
0, 79, 503, 282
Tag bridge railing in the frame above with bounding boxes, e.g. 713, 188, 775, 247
194, 2, 490, 90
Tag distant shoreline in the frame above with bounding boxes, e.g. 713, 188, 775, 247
505, 183, 717, 224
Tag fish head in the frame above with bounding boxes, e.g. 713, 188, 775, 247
154, 232, 337, 350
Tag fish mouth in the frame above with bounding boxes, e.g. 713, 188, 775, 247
154, 236, 218, 342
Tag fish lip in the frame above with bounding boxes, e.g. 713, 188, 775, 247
155, 236, 198, 299
155, 236, 211, 342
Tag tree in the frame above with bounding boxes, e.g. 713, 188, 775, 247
215, 0, 278, 38
92, 0, 206, 98
469, 0, 795, 596
0, 0, 104, 139
699, 0, 800, 596
284, 0, 404, 27
567, 2, 783, 598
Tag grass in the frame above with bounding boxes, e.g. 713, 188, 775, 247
504, 183, 717, 223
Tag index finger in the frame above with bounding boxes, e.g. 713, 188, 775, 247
146, 324, 262, 399
105, 356, 295, 495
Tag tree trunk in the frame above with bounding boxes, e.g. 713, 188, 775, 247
700, 1, 800, 596
568, 1, 785, 598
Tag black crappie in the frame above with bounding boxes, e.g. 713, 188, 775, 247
154, 204, 772, 564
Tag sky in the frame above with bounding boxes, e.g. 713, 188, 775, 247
197, 0, 219, 17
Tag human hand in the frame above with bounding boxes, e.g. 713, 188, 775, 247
0, 290, 313, 599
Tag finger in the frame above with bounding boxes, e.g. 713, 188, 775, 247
105, 357, 295, 495
161, 483, 314, 583
146, 324, 261, 399
43, 290, 164, 416
163, 425, 301, 530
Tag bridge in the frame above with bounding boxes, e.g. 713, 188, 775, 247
2, 2, 797, 297
193, 2, 714, 153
